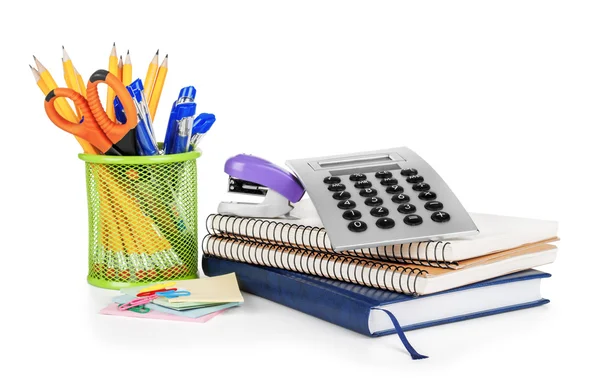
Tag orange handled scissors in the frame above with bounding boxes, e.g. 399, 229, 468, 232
44, 69, 138, 156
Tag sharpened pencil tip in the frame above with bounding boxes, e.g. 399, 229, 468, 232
156, 49, 159, 55
127, 49, 129, 54
165, 54, 168, 58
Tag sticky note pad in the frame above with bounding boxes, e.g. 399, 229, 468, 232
168, 273, 244, 304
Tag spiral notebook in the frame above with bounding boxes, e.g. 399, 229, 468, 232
202, 235, 557, 295
206, 200, 558, 268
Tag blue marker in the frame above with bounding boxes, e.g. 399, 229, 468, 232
189, 113, 216, 150
172, 102, 196, 154
164, 86, 196, 154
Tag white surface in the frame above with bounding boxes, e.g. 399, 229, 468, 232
0, 0, 598, 385
369, 278, 543, 333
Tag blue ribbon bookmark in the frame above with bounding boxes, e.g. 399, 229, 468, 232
373, 308, 428, 360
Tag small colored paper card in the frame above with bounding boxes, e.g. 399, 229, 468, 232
100, 303, 224, 323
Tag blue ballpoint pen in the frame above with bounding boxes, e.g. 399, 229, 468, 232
189, 113, 216, 150
172, 102, 196, 154
164, 86, 196, 154
126, 79, 159, 156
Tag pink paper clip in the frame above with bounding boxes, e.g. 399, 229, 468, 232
118, 295, 158, 311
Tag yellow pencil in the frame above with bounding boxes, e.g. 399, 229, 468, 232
143, 49, 159, 100
33, 55, 79, 123
122, 50, 132, 87
74, 66, 86, 98
30, 64, 97, 154
148, 54, 168, 121
118, 55, 123, 82
106, 43, 118, 120
62, 46, 83, 119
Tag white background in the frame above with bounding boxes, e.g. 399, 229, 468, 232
1, 0, 598, 385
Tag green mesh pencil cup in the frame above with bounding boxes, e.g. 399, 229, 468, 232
79, 150, 201, 289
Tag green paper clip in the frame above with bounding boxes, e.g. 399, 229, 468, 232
118, 304, 151, 314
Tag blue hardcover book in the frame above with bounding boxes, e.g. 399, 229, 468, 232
203, 255, 550, 359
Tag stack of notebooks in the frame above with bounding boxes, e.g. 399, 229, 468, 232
201, 200, 558, 359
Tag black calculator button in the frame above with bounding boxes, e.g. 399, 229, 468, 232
328, 183, 346, 192
391, 193, 410, 203
397, 203, 417, 214
342, 210, 362, 220
337, 199, 356, 209
418, 191, 437, 201
403, 215, 423, 226
406, 175, 424, 184
380, 178, 398, 186
375, 170, 392, 179
385, 185, 403, 194
364, 197, 383, 206
376, 217, 396, 229
332, 191, 351, 200
424, 201, 443, 211
359, 188, 378, 197
431, 211, 451, 223
370, 206, 389, 217
412, 183, 430, 191
354, 180, 372, 189
349, 173, 367, 181
401, 168, 418, 176
323, 176, 341, 184
348, 221, 368, 232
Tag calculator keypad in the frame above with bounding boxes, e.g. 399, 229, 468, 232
328, 168, 450, 233
323, 176, 341, 184
431, 211, 450, 222
328, 183, 346, 191
354, 180, 372, 188
359, 188, 378, 197
338, 200, 356, 209
342, 210, 362, 220
419, 191, 437, 201
370, 206, 389, 217
349, 173, 367, 181
397, 203, 417, 214
380, 178, 398, 186
332, 191, 351, 200
386, 185, 403, 194
376, 217, 395, 229
288, 148, 479, 250
424, 201, 443, 211
348, 221, 368, 232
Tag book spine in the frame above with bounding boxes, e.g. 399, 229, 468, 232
206, 214, 456, 268
202, 255, 374, 336
202, 235, 428, 294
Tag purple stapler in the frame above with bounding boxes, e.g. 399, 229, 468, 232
218, 154, 306, 218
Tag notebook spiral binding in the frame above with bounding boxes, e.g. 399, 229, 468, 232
206, 214, 457, 269
202, 235, 429, 295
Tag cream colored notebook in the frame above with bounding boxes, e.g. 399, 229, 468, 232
206, 200, 558, 267
202, 235, 557, 295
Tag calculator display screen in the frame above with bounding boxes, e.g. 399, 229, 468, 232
317, 155, 393, 169
329, 164, 401, 176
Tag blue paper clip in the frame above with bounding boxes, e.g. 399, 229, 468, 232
155, 290, 191, 299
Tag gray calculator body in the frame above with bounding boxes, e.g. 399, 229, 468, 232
286, 147, 479, 252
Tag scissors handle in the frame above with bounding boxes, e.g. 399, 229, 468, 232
86, 70, 138, 150
44, 88, 120, 155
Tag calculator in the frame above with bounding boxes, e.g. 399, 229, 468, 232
286, 147, 479, 251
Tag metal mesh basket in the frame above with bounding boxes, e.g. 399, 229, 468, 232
79, 151, 200, 289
